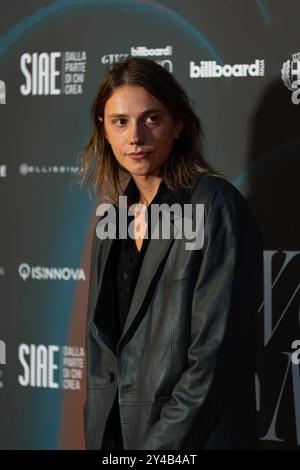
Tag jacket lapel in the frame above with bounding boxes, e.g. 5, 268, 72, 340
119, 178, 197, 344
93, 176, 199, 352
120, 225, 175, 342
93, 236, 114, 313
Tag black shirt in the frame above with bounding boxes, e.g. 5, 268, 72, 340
112, 177, 168, 335
101, 178, 169, 450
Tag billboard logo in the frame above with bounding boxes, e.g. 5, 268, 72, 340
131, 45, 172, 57
101, 45, 173, 71
190, 59, 265, 78
0, 80, 6, 104
281, 52, 300, 104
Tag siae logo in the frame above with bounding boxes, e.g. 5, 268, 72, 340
18, 344, 59, 388
18, 343, 85, 390
20, 51, 86, 96
20, 52, 61, 96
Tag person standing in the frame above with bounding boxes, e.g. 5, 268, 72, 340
79, 57, 263, 450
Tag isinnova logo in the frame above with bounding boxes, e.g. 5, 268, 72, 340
18, 263, 86, 281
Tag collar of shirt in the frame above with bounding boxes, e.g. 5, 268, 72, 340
123, 176, 191, 208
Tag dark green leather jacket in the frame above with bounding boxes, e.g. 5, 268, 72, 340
84, 174, 263, 450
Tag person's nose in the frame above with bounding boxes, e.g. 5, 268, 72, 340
127, 120, 145, 145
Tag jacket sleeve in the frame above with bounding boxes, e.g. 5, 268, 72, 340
136, 187, 263, 450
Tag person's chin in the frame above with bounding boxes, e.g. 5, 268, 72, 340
129, 168, 152, 177
125, 160, 152, 173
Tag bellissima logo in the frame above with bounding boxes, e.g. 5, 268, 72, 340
281, 52, 300, 104
18, 263, 86, 281
96, 197, 205, 251
19, 163, 78, 175
190, 59, 265, 78
0, 80, 6, 104
20, 51, 87, 96
18, 344, 85, 390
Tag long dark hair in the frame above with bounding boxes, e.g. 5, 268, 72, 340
78, 57, 218, 203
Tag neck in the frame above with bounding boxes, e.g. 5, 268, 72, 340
132, 174, 162, 207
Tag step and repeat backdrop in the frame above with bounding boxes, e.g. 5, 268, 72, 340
0, 0, 299, 450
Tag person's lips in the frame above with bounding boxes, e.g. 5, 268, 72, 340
127, 151, 151, 160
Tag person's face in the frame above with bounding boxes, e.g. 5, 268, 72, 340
103, 85, 183, 178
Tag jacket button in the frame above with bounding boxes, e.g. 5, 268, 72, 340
109, 372, 115, 383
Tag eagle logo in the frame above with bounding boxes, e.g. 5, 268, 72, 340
281, 60, 293, 91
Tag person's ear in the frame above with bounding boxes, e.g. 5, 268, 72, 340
104, 130, 110, 143
98, 116, 110, 143
173, 120, 183, 139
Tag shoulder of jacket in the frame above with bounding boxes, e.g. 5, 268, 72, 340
191, 174, 262, 243
191, 174, 243, 208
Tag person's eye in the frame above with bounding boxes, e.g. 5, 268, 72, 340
113, 118, 127, 126
146, 115, 160, 124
